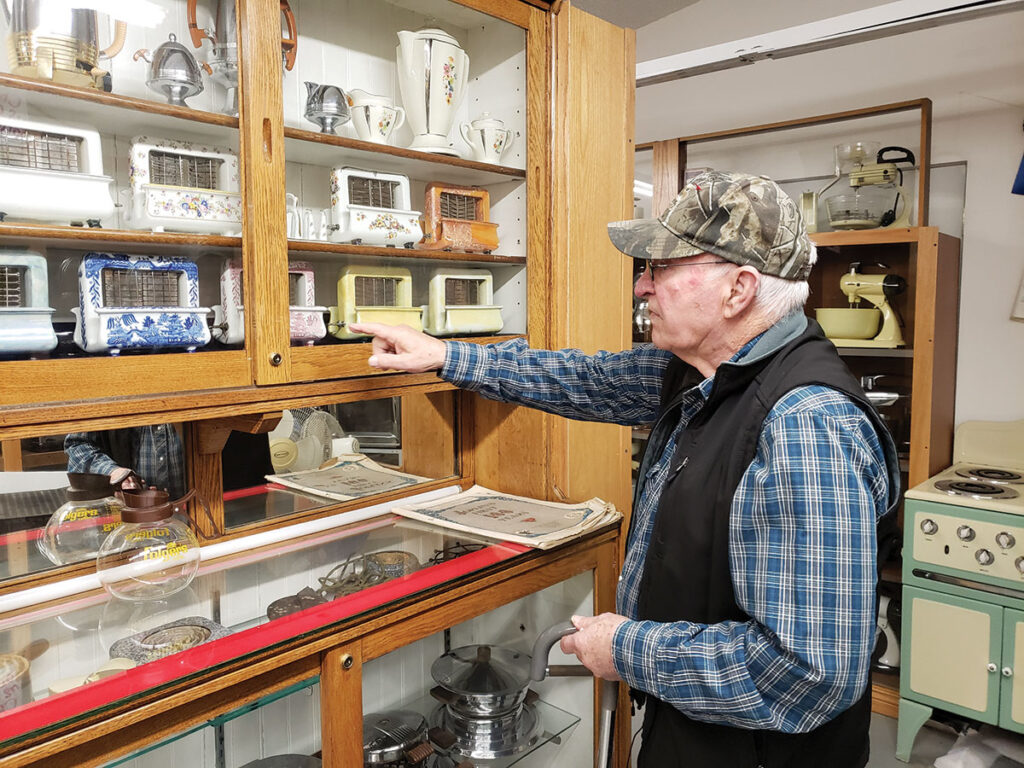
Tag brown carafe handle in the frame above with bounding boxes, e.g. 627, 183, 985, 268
186, 0, 211, 48
174, 489, 224, 540
280, 0, 297, 71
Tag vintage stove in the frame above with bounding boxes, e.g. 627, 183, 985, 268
0, 248, 57, 355
897, 419, 1024, 760
211, 258, 327, 346
422, 268, 503, 337
328, 265, 423, 340
329, 167, 421, 248
72, 252, 211, 355
418, 183, 499, 254
127, 136, 242, 235
0, 116, 114, 226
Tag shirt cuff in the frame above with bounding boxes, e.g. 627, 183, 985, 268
439, 340, 489, 391
612, 619, 683, 696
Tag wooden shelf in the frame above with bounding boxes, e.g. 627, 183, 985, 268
836, 347, 914, 358
286, 239, 527, 265
0, 73, 238, 140
283, 127, 526, 186
810, 228, 922, 248
0, 223, 241, 255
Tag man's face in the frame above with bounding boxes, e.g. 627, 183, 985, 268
634, 254, 736, 359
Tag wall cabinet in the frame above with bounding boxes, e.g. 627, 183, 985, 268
0, 0, 635, 765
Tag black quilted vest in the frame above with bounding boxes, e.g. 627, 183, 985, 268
633, 318, 898, 768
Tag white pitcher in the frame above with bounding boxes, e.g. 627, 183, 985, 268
460, 114, 515, 164
396, 28, 469, 155
347, 91, 405, 145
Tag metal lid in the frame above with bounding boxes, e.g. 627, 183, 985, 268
362, 709, 428, 764
430, 644, 531, 698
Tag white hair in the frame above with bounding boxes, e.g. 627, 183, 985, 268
752, 244, 817, 323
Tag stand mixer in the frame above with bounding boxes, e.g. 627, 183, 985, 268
824, 143, 916, 230
816, 262, 907, 348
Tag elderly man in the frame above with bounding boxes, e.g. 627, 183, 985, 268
352, 170, 899, 768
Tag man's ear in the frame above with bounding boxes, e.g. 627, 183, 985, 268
723, 267, 759, 318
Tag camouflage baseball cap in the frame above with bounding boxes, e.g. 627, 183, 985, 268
608, 170, 813, 280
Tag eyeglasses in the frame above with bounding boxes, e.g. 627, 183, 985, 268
644, 258, 731, 282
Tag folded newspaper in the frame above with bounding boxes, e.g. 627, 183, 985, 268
266, 454, 429, 502
390, 485, 621, 549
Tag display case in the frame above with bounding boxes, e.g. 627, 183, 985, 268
0, 0, 635, 765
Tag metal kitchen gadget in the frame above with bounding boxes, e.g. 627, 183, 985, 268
0, 116, 115, 226
0, 248, 58, 355
133, 33, 207, 107
815, 262, 906, 348
329, 167, 421, 248
187, 0, 297, 116
328, 265, 423, 340
71, 253, 212, 355
422, 268, 503, 337
419, 183, 499, 254
2, 0, 126, 90
303, 81, 350, 135
362, 709, 434, 766
127, 136, 242, 235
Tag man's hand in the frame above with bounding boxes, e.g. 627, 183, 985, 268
349, 323, 447, 373
559, 613, 627, 681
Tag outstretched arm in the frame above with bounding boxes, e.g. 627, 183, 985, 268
349, 322, 446, 372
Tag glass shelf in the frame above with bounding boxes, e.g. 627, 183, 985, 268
0, 515, 527, 749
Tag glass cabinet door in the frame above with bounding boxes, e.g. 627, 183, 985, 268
265, 0, 530, 385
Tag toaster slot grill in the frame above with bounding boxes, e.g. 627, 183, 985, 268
354, 276, 399, 307
150, 150, 222, 190
101, 268, 181, 308
288, 272, 304, 306
445, 278, 480, 306
439, 193, 479, 221
0, 127, 83, 173
0, 265, 26, 308
348, 177, 399, 210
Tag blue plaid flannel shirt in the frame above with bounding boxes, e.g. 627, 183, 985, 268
65, 425, 186, 498
441, 324, 891, 734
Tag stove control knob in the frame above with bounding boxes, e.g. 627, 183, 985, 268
1016, 556, 1024, 574
997, 532, 1016, 549
920, 519, 938, 535
976, 549, 995, 566
958, 525, 976, 542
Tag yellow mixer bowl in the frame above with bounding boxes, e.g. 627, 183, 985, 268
815, 307, 881, 340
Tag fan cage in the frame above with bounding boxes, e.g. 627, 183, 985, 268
439, 192, 479, 221
354, 276, 400, 307
445, 278, 482, 306
149, 150, 222, 190
101, 268, 182, 308
348, 177, 399, 209
0, 127, 83, 173
0, 265, 27, 308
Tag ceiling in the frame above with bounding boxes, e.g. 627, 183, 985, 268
571, 0, 697, 29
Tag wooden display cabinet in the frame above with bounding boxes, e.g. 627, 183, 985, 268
0, 0, 635, 765
638, 99, 961, 719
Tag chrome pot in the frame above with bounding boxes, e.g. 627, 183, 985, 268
430, 644, 531, 718
133, 34, 206, 107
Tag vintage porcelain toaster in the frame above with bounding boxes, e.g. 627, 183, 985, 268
422, 268, 503, 337
0, 248, 58, 355
0, 116, 115, 225
329, 167, 421, 248
72, 253, 211, 355
418, 182, 499, 254
128, 136, 242, 235
212, 258, 327, 346
328, 265, 423, 340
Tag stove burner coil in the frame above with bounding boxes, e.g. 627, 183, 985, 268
935, 479, 1020, 500
955, 466, 1024, 485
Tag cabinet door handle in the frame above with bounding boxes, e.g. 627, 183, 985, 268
1003, 667, 1014, 678
988, 663, 998, 672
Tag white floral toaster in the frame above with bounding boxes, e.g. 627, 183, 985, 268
212, 258, 327, 346
0, 116, 115, 226
328, 167, 421, 248
0, 249, 58, 355
422, 268, 503, 337
128, 136, 242, 236
328, 265, 423, 340
72, 253, 211, 355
